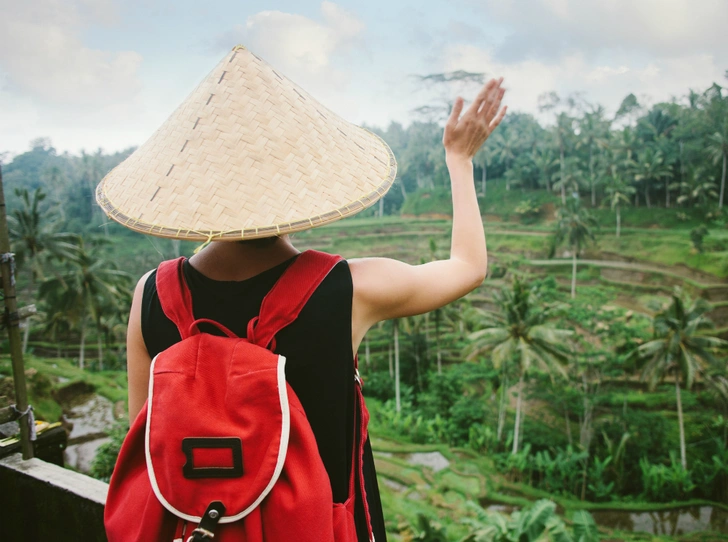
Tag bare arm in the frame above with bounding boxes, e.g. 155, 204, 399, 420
350, 78, 506, 348
127, 271, 153, 421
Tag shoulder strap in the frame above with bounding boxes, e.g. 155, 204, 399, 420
248, 250, 342, 349
156, 257, 195, 340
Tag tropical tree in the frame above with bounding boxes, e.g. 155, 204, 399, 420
707, 130, 728, 209
604, 175, 635, 238
628, 289, 727, 469
8, 187, 80, 351
550, 197, 598, 299
553, 113, 576, 204
474, 146, 491, 196
577, 106, 611, 206
675, 167, 719, 209
8, 187, 80, 283
39, 241, 131, 369
533, 144, 556, 192
632, 148, 672, 208
466, 277, 572, 454
491, 129, 519, 191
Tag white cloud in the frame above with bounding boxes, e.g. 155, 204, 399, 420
480, 0, 728, 62
215, 2, 364, 97
0, 0, 142, 106
442, 44, 724, 119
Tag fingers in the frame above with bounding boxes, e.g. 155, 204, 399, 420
483, 86, 506, 122
447, 97, 465, 127
469, 78, 497, 115
490, 105, 508, 131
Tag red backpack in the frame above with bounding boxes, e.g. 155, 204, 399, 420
105, 250, 373, 542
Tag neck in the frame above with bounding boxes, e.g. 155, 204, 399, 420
188, 237, 299, 281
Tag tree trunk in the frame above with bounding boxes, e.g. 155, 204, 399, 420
435, 314, 442, 375
665, 176, 670, 208
394, 319, 401, 413
497, 374, 507, 443
589, 146, 596, 207
364, 335, 370, 368
616, 205, 621, 238
720, 153, 727, 209
22, 269, 34, 353
22, 320, 31, 353
512, 374, 524, 455
676, 375, 687, 469
79, 316, 87, 370
580, 373, 593, 450
379, 196, 384, 218
388, 343, 393, 379
645, 183, 651, 208
565, 406, 572, 446
560, 146, 566, 205
399, 180, 407, 201
571, 249, 577, 299
97, 332, 104, 371
481, 163, 487, 196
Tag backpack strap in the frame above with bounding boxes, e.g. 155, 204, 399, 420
156, 257, 195, 340
247, 250, 342, 349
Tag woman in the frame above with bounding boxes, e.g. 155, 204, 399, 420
106, 47, 505, 542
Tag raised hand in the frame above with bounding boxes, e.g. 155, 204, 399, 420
443, 77, 507, 161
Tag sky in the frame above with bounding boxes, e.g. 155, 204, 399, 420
1, 0, 726, 157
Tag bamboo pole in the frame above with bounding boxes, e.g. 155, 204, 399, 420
0, 164, 34, 459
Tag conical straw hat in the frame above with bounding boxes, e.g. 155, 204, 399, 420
96, 45, 396, 241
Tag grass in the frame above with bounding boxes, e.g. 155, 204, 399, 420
0, 354, 127, 421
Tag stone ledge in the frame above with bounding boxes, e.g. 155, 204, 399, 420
0, 453, 108, 542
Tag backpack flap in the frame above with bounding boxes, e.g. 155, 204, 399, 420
145, 332, 291, 523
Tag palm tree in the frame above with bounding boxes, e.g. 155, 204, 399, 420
466, 277, 572, 454
39, 242, 131, 369
492, 130, 518, 191
8, 187, 80, 351
628, 289, 727, 469
474, 146, 491, 196
533, 144, 556, 192
604, 175, 635, 238
392, 318, 402, 413
675, 167, 719, 210
577, 106, 611, 206
632, 148, 672, 209
707, 130, 728, 209
9, 187, 80, 282
550, 197, 598, 299
553, 112, 576, 204
550, 156, 583, 201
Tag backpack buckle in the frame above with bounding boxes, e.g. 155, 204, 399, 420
187, 501, 226, 542
354, 368, 362, 387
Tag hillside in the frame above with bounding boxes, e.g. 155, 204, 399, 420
3, 194, 728, 540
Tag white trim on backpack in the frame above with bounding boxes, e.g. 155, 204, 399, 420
145, 353, 291, 524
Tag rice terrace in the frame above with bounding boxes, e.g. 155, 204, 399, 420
2, 79, 728, 541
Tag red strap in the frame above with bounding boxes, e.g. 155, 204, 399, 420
156, 257, 195, 340
354, 358, 373, 541
248, 250, 342, 349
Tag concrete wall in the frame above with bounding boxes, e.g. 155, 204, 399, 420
0, 453, 108, 542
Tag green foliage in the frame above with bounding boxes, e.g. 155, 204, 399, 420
514, 199, 542, 224
459, 499, 598, 542
406, 514, 449, 542
639, 453, 696, 502
690, 225, 709, 253
89, 422, 129, 482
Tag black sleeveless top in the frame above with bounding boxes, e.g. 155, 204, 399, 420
141, 255, 386, 542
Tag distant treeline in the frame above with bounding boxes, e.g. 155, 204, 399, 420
2, 79, 728, 231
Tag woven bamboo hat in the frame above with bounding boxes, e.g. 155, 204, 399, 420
96, 45, 396, 241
